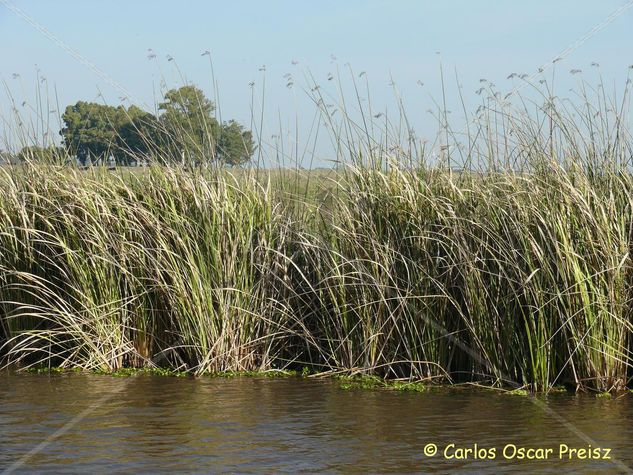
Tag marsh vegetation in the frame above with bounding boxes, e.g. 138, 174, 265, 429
2, 70, 633, 394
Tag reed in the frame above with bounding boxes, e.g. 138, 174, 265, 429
1, 72, 633, 392
289, 164, 633, 391
0, 166, 296, 374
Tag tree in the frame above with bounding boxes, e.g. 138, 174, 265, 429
158, 85, 220, 165
59, 85, 255, 167
217, 120, 255, 166
117, 106, 163, 165
60, 102, 128, 165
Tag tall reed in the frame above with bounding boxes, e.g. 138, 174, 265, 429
0, 166, 296, 374
1, 72, 633, 392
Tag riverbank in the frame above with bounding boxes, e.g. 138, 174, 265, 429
19, 364, 631, 398
1, 162, 632, 393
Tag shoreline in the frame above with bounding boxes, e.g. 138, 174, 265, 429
9, 366, 626, 397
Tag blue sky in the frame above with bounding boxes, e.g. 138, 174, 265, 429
1, 0, 632, 166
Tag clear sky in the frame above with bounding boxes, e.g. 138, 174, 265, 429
1, 0, 632, 166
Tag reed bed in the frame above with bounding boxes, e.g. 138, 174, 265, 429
0, 162, 631, 392
289, 165, 633, 392
2, 75, 633, 393
0, 166, 296, 374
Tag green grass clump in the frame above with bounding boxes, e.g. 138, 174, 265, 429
595, 392, 613, 399
208, 369, 300, 378
336, 375, 428, 392
336, 375, 385, 390
506, 388, 530, 397
390, 381, 427, 392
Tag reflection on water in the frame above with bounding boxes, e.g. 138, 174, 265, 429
0, 372, 631, 473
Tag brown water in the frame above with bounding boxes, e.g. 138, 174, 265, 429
0, 373, 632, 474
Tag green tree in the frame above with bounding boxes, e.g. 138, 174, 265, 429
60, 102, 128, 165
158, 85, 220, 165
217, 120, 255, 166
59, 86, 255, 167
117, 106, 163, 165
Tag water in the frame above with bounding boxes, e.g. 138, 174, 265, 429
0, 373, 632, 474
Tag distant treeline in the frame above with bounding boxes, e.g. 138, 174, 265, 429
11, 85, 255, 167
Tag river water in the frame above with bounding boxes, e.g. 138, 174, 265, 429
0, 373, 632, 473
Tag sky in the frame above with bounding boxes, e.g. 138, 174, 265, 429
1, 0, 632, 167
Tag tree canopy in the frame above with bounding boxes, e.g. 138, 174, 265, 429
158, 85, 220, 165
55, 85, 255, 167
117, 107, 163, 164
60, 101, 129, 165
217, 120, 255, 166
